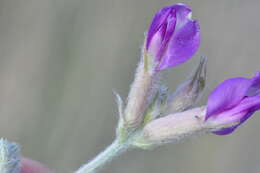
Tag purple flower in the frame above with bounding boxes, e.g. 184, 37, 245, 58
205, 72, 260, 135
146, 3, 200, 70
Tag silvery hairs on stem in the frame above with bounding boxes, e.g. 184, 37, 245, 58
0, 139, 21, 173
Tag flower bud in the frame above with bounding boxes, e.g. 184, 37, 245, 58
205, 72, 260, 135
146, 3, 200, 71
167, 56, 206, 113
0, 139, 21, 173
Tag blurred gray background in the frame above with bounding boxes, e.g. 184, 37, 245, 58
0, 0, 259, 172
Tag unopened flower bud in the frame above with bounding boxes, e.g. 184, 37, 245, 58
0, 139, 21, 173
146, 3, 200, 71
167, 56, 206, 113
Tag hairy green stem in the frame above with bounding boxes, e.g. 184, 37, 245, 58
75, 140, 128, 173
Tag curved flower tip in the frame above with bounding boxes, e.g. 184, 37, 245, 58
205, 72, 260, 135
146, 3, 200, 71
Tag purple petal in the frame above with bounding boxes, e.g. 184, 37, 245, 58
157, 20, 200, 70
156, 13, 176, 60
205, 77, 252, 120
146, 4, 200, 70
206, 73, 260, 121
213, 126, 238, 135
146, 4, 191, 50
212, 96, 260, 135
146, 5, 175, 50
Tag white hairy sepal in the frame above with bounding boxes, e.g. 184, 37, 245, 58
0, 139, 21, 173
132, 106, 241, 149
123, 49, 160, 129
132, 107, 207, 148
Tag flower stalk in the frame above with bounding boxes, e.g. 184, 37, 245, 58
75, 140, 128, 173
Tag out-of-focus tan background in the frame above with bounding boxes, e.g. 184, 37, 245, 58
0, 0, 259, 172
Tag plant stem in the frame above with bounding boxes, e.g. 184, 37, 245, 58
75, 140, 128, 173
